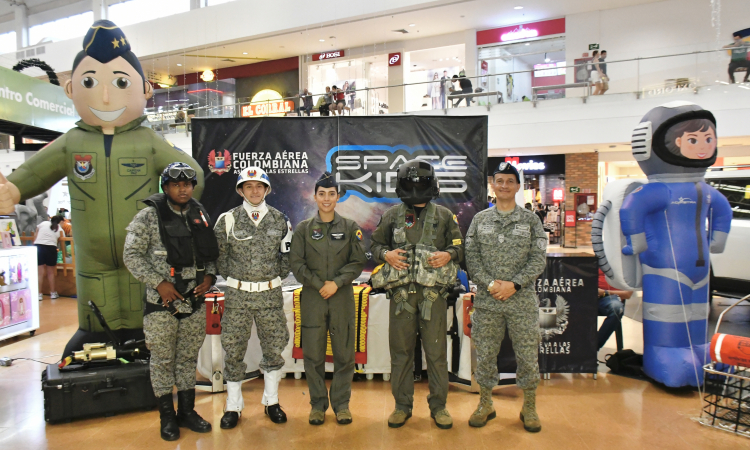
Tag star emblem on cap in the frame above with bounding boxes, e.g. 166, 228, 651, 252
120, 37, 126, 46
112, 38, 119, 49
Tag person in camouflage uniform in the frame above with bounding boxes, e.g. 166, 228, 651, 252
464, 162, 547, 431
214, 166, 293, 429
124, 162, 217, 441
290, 172, 366, 426
370, 160, 464, 430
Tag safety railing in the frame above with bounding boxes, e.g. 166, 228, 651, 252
144, 47, 749, 130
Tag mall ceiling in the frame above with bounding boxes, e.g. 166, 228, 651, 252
124, 0, 663, 77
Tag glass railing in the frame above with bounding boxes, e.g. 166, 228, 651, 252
144, 47, 750, 130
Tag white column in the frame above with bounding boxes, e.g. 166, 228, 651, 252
190, 0, 204, 9
387, 50, 406, 113
463, 29, 478, 78
14, 4, 28, 49
92, 0, 108, 22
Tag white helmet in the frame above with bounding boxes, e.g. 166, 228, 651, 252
236, 166, 271, 193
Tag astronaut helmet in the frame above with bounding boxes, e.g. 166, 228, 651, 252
236, 166, 271, 205
631, 101, 717, 177
395, 160, 440, 205
160, 162, 197, 187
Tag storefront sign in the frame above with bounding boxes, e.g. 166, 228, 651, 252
553, 188, 564, 202
0, 65, 78, 134
388, 53, 401, 66
569, 186, 580, 193
477, 18, 566, 45
240, 100, 294, 117
312, 50, 345, 61
565, 210, 576, 227
489, 154, 565, 175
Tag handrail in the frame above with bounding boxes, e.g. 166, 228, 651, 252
144, 46, 743, 120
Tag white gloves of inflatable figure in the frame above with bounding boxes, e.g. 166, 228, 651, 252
622, 232, 648, 255
0, 173, 20, 215
710, 231, 729, 254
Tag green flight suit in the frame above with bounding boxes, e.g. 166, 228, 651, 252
7, 116, 204, 332
370, 202, 464, 415
289, 211, 366, 413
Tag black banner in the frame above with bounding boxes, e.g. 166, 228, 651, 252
191, 116, 488, 267
496, 255, 598, 374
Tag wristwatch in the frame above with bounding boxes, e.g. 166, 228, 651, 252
487, 280, 495, 291
513, 282, 521, 291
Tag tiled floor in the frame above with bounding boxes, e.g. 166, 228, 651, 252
1, 295, 749, 449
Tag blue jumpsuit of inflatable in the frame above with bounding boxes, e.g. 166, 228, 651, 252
620, 179, 731, 387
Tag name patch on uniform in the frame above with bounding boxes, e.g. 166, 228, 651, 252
512, 224, 531, 237
267, 229, 282, 236
479, 224, 494, 234
311, 228, 324, 240
331, 233, 345, 240
118, 158, 147, 176
153, 250, 167, 256
452, 239, 462, 245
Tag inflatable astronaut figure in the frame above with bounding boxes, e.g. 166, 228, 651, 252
594, 101, 732, 388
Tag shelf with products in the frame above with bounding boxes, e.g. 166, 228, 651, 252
0, 246, 39, 341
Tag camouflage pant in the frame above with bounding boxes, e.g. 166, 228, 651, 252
221, 306, 289, 382
143, 305, 206, 397
473, 301, 540, 391
389, 285, 448, 415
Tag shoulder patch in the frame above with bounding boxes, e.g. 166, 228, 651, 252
452, 214, 459, 225
356, 229, 363, 241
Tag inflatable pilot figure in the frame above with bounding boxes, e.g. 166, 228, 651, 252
370, 160, 463, 430
594, 102, 732, 388
213, 166, 293, 429
290, 172, 366, 426
464, 162, 546, 431
123, 163, 218, 441
0, 20, 204, 355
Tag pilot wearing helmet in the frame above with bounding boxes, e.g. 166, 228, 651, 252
370, 159, 464, 430
213, 166, 293, 429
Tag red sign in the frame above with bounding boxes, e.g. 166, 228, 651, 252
477, 18, 565, 45
312, 50, 345, 61
388, 53, 402, 66
565, 210, 576, 227
552, 188, 564, 201
240, 100, 294, 117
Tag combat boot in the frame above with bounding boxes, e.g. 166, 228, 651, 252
176, 389, 212, 433
387, 408, 412, 428
469, 387, 496, 427
519, 389, 542, 432
157, 394, 180, 441
431, 408, 453, 429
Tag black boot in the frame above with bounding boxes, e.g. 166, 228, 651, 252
265, 404, 287, 423
176, 390, 212, 433
158, 394, 180, 441
220, 411, 240, 429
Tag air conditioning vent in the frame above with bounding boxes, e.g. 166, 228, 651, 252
25, 49, 34, 57
36, 46, 45, 55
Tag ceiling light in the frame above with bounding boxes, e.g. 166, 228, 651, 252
409, 23, 416, 27
242, 52, 248, 55
514, 6, 523, 10
525, 43, 530, 46
176, 63, 182, 66
319, 39, 325, 42
440, 59, 443, 61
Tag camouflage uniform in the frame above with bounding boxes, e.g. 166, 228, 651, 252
214, 205, 292, 381
124, 204, 215, 397
289, 211, 366, 413
370, 202, 463, 415
465, 205, 547, 390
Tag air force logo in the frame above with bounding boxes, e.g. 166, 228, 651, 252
74, 154, 95, 180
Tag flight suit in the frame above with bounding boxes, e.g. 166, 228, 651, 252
370, 202, 463, 415
465, 205, 547, 391
7, 116, 204, 335
289, 211, 366, 413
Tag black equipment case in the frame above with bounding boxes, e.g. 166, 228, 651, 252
42, 360, 156, 423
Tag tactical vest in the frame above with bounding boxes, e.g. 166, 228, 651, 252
371, 202, 458, 291
141, 193, 219, 274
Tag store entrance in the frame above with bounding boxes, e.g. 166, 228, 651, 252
478, 36, 565, 102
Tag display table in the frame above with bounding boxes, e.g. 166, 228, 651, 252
0, 246, 39, 341
197, 254, 598, 391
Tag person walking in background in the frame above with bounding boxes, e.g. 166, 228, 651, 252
457, 70, 474, 107
723, 32, 750, 84
440, 70, 449, 108
599, 50, 609, 94
34, 215, 65, 300
589, 50, 603, 95
332, 85, 346, 115
344, 80, 356, 110
428, 72, 442, 109
298, 89, 313, 116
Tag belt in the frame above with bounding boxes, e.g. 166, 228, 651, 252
144, 297, 205, 320
226, 276, 282, 293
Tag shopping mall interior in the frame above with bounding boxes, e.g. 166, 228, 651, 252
0, 0, 749, 449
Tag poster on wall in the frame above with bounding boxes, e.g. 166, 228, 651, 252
495, 255, 598, 374
192, 116, 488, 269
